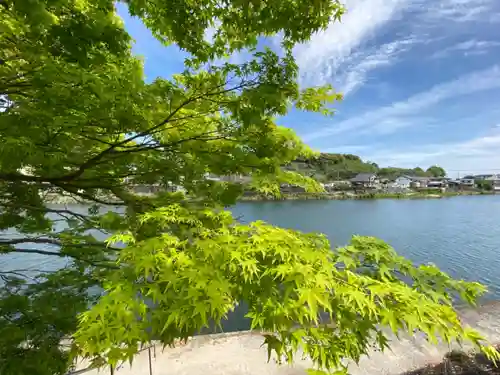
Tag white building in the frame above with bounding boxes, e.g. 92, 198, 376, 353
394, 176, 412, 189
460, 178, 475, 187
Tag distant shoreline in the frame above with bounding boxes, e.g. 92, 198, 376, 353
239, 190, 497, 202
42, 190, 496, 205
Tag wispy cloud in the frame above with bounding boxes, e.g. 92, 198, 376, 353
292, 0, 500, 96
293, 0, 409, 89
431, 39, 500, 59
302, 65, 500, 142
338, 37, 416, 95
290, 0, 500, 172
363, 128, 500, 173
358, 116, 437, 135
428, 0, 496, 23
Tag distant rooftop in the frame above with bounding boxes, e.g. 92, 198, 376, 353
350, 173, 376, 182
405, 176, 430, 181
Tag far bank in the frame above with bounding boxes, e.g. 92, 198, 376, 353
239, 190, 497, 202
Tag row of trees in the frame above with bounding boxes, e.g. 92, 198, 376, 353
476, 180, 494, 191
378, 165, 447, 179
288, 153, 447, 181
0, 1, 495, 375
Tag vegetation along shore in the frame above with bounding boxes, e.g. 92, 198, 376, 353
240, 190, 496, 201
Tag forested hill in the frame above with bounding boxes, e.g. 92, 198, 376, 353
287, 153, 445, 182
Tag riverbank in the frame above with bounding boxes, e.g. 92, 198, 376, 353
42, 190, 496, 205
76, 301, 500, 375
44, 193, 120, 205
240, 190, 496, 201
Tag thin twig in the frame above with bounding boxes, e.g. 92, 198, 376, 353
8, 248, 118, 269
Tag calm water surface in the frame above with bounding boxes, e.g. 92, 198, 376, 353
233, 195, 500, 299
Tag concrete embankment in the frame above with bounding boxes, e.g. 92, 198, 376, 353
78, 301, 500, 375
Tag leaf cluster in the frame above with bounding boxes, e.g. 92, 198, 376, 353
76, 215, 498, 374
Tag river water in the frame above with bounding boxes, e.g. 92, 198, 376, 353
234, 196, 500, 298
2, 195, 500, 332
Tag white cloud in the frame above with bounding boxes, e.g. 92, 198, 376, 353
291, 0, 500, 96
358, 116, 436, 135
302, 65, 500, 142
294, 0, 409, 88
428, 0, 494, 22
363, 129, 500, 175
431, 39, 500, 59
455, 39, 500, 51
286, 0, 500, 175
338, 37, 417, 95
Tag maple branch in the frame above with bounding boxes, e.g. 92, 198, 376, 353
7, 248, 119, 269
57, 78, 257, 181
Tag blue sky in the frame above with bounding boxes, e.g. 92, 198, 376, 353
117, 0, 500, 177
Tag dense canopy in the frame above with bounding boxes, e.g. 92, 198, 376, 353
0, 1, 496, 375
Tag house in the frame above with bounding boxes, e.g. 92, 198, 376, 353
463, 174, 500, 190
280, 183, 306, 193
381, 178, 403, 190
484, 174, 500, 182
394, 176, 412, 189
379, 178, 391, 188
219, 174, 251, 183
447, 179, 461, 189
427, 178, 448, 188
131, 184, 162, 195
350, 173, 379, 189
322, 181, 351, 191
205, 173, 251, 184
408, 176, 430, 188
165, 182, 186, 193
485, 175, 500, 192
459, 178, 475, 187
475, 174, 494, 181
205, 173, 221, 181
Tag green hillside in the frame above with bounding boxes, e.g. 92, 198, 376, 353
286, 153, 443, 182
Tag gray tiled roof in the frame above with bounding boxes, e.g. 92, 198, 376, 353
407, 176, 430, 181
350, 173, 376, 182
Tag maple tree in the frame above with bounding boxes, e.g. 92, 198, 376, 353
0, 1, 498, 375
